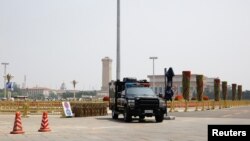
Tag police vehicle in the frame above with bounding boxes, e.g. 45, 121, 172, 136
109, 78, 166, 122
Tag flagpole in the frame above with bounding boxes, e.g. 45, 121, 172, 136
116, 0, 120, 81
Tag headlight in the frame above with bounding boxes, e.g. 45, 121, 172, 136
128, 99, 135, 103
159, 99, 166, 107
128, 99, 135, 107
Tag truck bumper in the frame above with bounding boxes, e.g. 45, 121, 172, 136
128, 107, 166, 117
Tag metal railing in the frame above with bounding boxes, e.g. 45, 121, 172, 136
0, 101, 108, 117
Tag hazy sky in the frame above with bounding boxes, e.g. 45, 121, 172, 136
0, 0, 250, 90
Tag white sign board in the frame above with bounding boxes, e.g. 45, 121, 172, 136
62, 101, 73, 117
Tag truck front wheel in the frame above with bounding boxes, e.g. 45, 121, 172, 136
155, 113, 164, 122
124, 108, 132, 122
112, 110, 118, 119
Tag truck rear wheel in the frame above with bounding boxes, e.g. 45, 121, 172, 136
124, 108, 132, 122
155, 113, 164, 122
139, 115, 145, 121
112, 110, 118, 119
139, 115, 145, 122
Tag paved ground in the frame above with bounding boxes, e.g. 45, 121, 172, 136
0, 106, 249, 141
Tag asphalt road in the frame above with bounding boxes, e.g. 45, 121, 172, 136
0, 106, 249, 141
169, 106, 250, 119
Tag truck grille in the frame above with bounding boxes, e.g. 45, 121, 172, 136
136, 98, 159, 109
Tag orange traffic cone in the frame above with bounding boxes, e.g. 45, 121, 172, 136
10, 112, 25, 134
38, 112, 51, 132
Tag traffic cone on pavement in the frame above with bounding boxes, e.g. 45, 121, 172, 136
10, 112, 25, 134
38, 112, 51, 132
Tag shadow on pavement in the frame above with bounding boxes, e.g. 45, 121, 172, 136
95, 116, 160, 124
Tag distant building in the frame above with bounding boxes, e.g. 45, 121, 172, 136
101, 57, 112, 92
56, 89, 80, 99
147, 74, 216, 99
98, 57, 112, 96
21, 86, 81, 99
21, 87, 51, 98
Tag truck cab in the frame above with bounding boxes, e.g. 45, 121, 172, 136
109, 78, 166, 122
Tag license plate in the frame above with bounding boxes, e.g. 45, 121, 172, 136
144, 110, 153, 113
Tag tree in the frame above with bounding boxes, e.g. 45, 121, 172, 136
243, 90, 250, 100
196, 75, 204, 101
62, 92, 73, 99
182, 71, 191, 101
0, 91, 4, 98
48, 92, 58, 100
29, 93, 45, 100
214, 78, 220, 101
12, 82, 22, 95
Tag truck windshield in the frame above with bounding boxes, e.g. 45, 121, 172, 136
126, 87, 155, 97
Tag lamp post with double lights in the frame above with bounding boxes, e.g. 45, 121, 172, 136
149, 57, 158, 93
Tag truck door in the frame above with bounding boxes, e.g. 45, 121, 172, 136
117, 90, 125, 108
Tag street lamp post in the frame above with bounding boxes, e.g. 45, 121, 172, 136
1, 62, 9, 99
71, 80, 78, 101
116, 0, 121, 81
149, 57, 158, 93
